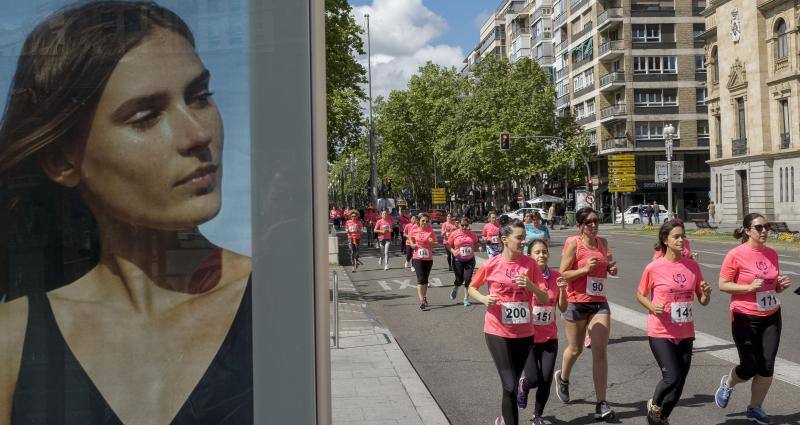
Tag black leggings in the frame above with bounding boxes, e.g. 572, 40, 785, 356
520, 339, 558, 416
732, 311, 782, 380
446, 249, 452, 268
400, 234, 407, 253
412, 259, 433, 284
648, 337, 693, 418
452, 258, 475, 288
485, 333, 532, 425
405, 246, 413, 263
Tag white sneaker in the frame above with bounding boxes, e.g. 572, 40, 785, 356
384, 264, 389, 271
378, 257, 382, 265
404, 261, 409, 268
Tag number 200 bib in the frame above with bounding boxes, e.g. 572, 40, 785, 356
501, 302, 531, 325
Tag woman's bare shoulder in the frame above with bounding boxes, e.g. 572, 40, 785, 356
0, 296, 29, 420
222, 249, 252, 283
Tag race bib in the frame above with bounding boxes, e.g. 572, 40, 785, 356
587, 277, 607, 297
382, 225, 390, 232
501, 302, 531, 325
670, 302, 693, 323
490, 235, 499, 244
347, 225, 357, 233
459, 246, 473, 257
756, 290, 780, 312
532, 305, 555, 326
417, 248, 430, 258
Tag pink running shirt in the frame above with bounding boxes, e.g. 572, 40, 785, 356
470, 254, 543, 339
345, 219, 362, 240
532, 267, 562, 343
403, 223, 418, 246
482, 222, 502, 245
564, 236, 611, 303
720, 243, 782, 317
411, 226, 438, 260
447, 229, 479, 260
638, 257, 704, 339
374, 218, 393, 241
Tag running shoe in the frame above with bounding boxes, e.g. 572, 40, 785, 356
448, 265, 453, 271
494, 417, 505, 425
746, 406, 775, 425
584, 335, 592, 348
463, 298, 471, 306
714, 374, 734, 408
351, 266, 356, 273
384, 264, 389, 271
554, 370, 569, 402
449, 287, 458, 301
404, 261, 409, 268
594, 400, 615, 421
378, 257, 382, 265
516, 377, 529, 409
646, 399, 663, 425
530, 414, 545, 425
419, 297, 428, 310
411, 267, 415, 272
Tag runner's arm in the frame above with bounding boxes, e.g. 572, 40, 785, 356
0, 298, 28, 425
559, 240, 588, 281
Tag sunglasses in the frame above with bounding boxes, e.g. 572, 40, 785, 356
750, 224, 771, 233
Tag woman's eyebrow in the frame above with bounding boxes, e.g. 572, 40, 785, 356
110, 92, 168, 123
186, 69, 211, 93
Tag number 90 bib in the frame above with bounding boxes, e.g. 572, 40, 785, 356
587, 277, 607, 297
501, 302, 531, 325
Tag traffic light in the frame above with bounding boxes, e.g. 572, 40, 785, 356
586, 178, 593, 187
500, 133, 510, 150
386, 178, 392, 192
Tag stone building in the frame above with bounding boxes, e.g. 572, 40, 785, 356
703, 0, 800, 225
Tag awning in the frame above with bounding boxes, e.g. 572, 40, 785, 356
527, 195, 565, 204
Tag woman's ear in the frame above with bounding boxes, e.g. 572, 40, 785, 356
39, 144, 81, 188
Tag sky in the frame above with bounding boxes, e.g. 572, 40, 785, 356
349, 0, 495, 100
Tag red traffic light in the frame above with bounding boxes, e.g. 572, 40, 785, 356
586, 178, 593, 186
500, 133, 510, 150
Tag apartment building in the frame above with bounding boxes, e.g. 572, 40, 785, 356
552, 0, 711, 214
703, 0, 800, 225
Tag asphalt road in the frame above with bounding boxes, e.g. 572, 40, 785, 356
336, 226, 800, 425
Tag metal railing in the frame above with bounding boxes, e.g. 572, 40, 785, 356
732, 138, 747, 156
600, 103, 627, 118
555, 38, 568, 53
599, 71, 624, 88
557, 93, 571, 107
781, 132, 791, 149
532, 31, 552, 44
554, 12, 567, 28
599, 39, 622, 57
572, 21, 594, 40
573, 55, 594, 69
597, 8, 622, 27
555, 66, 569, 81
601, 137, 629, 151
571, 0, 589, 12
332, 270, 340, 348
532, 6, 553, 22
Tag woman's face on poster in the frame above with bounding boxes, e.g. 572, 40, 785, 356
65, 28, 223, 230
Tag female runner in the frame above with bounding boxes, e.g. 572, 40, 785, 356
482, 211, 502, 258
403, 215, 419, 269
446, 217, 479, 306
409, 214, 438, 310
374, 210, 393, 270
468, 217, 548, 425
345, 210, 363, 272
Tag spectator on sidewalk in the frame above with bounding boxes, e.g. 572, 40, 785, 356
708, 201, 716, 223
651, 201, 660, 225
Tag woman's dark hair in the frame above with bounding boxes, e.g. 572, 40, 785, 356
656, 219, 685, 254
531, 211, 542, 220
527, 238, 549, 252
459, 216, 470, 225
497, 215, 525, 237
733, 212, 766, 243
575, 207, 598, 225
0, 1, 194, 179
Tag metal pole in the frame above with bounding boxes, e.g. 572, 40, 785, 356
666, 130, 674, 219
332, 271, 339, 348
365, 14, 377, 208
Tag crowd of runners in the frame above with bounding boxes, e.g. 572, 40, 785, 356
330, 204, 791, 425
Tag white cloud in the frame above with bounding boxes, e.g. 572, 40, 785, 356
351, 0, 465, 100
473, 9, 491, 30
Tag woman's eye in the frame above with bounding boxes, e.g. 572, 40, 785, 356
129, 110, 161, 129
191, 90, 214, 107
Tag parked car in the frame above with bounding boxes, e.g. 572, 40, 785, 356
616, 204, 669, 224
426, 209, 447, 224
502, 207, 547, 221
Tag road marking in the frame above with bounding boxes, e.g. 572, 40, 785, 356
610, 301, 800, 388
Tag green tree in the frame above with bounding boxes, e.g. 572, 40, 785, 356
326, 0, 367, 161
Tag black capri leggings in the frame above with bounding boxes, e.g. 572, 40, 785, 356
485, 333, 532, 425
412, 259, 433, 285
649, 337, 693, 418
452, 258, 475, 288
732, 311, 782, 380
406, 245, 413, 263
520, 339, 558, 417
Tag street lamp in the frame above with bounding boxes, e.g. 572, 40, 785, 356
663, 123, 675, 219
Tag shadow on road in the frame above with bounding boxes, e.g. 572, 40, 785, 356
331, 290, 411, 303
693, 343, 737, 353
608, 335, 649, 345
547, 398, 647, 424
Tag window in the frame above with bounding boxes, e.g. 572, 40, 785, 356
635, 121, 678, 139
696, 88, 707, 105
780, 99, 790, 134
693, 23, 705, 40
737, 97, 746, 139
712, 46, 718, 82
776, 19, 788, 59
632, 24, 661, 42
633, 56, 677, 74
695, 54, 706, 71
780, 167, 784, 202
634, 89, 677, 106
793, 167, 796, 202
698, 120, 710, 137
586, 99, 596, 115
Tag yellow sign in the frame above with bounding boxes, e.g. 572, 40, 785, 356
609, 160, 635, 167
431, 188, 445, 196
610, 154, 635, 161
610, 186, 636, 193
432, 188, 446, 204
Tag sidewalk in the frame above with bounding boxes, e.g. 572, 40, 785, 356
329, 266, 450, 425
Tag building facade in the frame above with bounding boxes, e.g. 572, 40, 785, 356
704, 0, 800, 225
465, 0, 712, 217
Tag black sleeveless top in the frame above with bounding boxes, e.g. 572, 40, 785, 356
11, 279, 253, 425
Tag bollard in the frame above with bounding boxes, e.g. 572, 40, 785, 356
332, 271, 339, 348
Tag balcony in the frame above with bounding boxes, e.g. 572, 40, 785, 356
695, 70, 707, 82
715, 143, 722, 158
532, 31, 552, 45
555, 38, 568, 53
636, 138, 680, 149
573, 55, 594, 70
532, 7, 553, 22
598, 39, 623, 61
600, 137, 630, 152
554, 12, 567, 28
634, 105, 679, 115
572, 22, 593, 41
577, 113, 596, 125
780, 132, 791, 149
631, 6, 676, 17
698, 137, 710, 147
535, 55, 555, 66
599, 71, 625, 91
732, 138, 747, 156
574, 83, 595, 98
632, 72, 678, 82
597, 8, 622, 31
632, 41, 677, 49
555, 66, 569, 81
557, 93, 571, 108
775, 57, 789, 73
600, 104, 627, 121
570, 0, 589, 13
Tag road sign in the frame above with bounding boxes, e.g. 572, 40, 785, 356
516, 194, 524, 201
586, 195, 595, 205
609, 154, 636, 193
432, 188, 447, 204
654, 161, 684, 183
